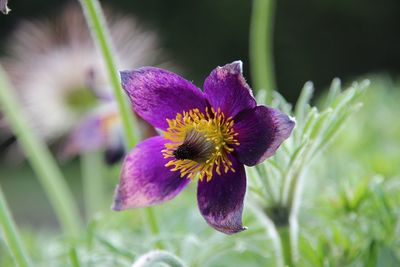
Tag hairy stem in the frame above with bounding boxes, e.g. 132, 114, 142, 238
69, 246, 82, 267
81, 151, 105, 220
143, 208, 164, 249
79, 0, 162, 249
79, 0, 139, 148
249, 0, 277, 103
0, 65, 81, 238
0, 185, 32, 267
278, 226, 294, 267
248, 202, 284, 267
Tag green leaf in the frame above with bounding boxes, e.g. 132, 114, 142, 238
322, 78, 341, 109
295, 81, 314, 126
132, 251, 187, 267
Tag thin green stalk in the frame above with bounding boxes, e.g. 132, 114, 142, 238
79, 0, 139, 149
278, 226, 294, 267
0, 185, 32, 267
0, 66, 81, 238
79, 0, 162, 249
81, 151, 104, 220
248, 203, 284, 267
249, 0, 276, 103
69, 246, 81, 267
143, 208, 164, 249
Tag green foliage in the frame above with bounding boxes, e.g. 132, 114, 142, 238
131, 251, 186, 267
250, 78, 367, 215
295, 78, 400, 267
248, 78, 369, 266
2, 77, 400, 266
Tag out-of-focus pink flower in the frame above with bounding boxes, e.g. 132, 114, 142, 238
1, 4, 162, 143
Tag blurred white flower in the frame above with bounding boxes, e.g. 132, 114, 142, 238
1, 4, 161, 142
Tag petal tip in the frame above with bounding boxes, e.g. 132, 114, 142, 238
261, 109, 296, 159
289, 115, 296, 126
119, 68, 148, 88
111, 186, 125, 211
119, 70, 130, 81
233, 106, 296, 166
234, 225, 248, 234
222, 60, 243, 74
111, 203, 123, 211
119, 70, 133, 91
211, 223, 247, 235
204, 60, 255, 117
230, 60, 243, 73
197, 159, 247, 235
279, 113, 296, 139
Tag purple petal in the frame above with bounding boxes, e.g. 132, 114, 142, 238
113, 136, 190, 210
61, 114, 108, 158
204, 61, 256, 117
197, 156, 247, 234
121, 67, 207, 130
233, 106, 295, 166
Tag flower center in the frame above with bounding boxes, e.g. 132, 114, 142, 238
162, 108, 239, 181
65, 87, 97, 112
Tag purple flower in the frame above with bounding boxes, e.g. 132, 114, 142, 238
113, 61, 295, 234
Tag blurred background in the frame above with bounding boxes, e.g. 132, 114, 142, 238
1, 0, 400, 102
0, 0, 400, 266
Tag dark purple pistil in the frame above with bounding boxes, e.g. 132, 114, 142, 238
173, 143, 199, 160
173, 129, 215, 162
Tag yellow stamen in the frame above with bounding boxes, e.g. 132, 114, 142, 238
162, 107, 240, 181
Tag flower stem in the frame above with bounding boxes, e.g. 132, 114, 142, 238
81, 151, 104, 220
79, 0, 162, 248
248, 203, 284, 267
249, 0, 277, 103
69, 246, 82, 267
0, 65, 82, 238
79, 0, 139, 149
0, 184, 32, 267
277, 226, 293, 267
143, 208, 164, 249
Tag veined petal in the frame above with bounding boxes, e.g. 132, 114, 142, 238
113, 136, 190, 210
233, 106, 295, 166
204, 61, 256, 117
121, 67, 207, 130
197, 156, 247, 234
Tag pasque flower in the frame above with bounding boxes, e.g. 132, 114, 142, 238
113, 61, 295, 234
1, 4, 160, 142
1, 4, 161, 163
